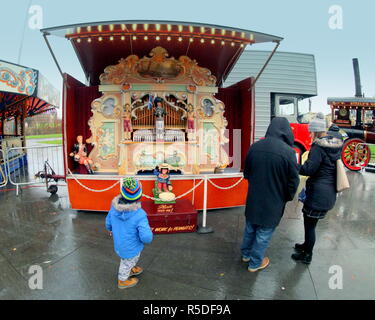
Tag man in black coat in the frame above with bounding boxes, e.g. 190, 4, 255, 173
241, 117, 300, 272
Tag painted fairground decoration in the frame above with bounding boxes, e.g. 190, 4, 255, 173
0, 60, 37, 96
86, 46, 229, 175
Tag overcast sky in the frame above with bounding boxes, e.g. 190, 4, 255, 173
1, 0, 374, 117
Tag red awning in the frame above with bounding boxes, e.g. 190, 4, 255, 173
41, 20, 283, 87
0, 91, 54, 120
0, 59, 60, 121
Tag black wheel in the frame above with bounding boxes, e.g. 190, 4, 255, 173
47, 185, 58, 195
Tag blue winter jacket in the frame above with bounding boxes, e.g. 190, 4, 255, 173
105, 195, 153, 259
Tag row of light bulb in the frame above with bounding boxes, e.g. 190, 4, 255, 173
76, 36, 244, 47
76, 24, 250, 39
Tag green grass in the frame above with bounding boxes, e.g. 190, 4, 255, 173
26, 133, 62, 139
370, 145, 375, 163
37, 139, 62, 145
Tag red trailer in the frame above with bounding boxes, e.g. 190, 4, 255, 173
41, 20, 288, 213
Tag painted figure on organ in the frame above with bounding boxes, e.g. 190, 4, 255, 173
70, 135, 94, 174
122, 104, 133, 141
154, 164, 173, 193
154, 99, 166, 118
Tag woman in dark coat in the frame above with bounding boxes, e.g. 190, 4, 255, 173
292, 113, 343, 264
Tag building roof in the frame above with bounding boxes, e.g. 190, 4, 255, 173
41, 20, 283, 87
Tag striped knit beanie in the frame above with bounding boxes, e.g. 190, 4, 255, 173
121, 177, 142, 202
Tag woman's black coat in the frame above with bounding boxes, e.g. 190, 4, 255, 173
243, 117, 300, 228
300, 136, 343, 213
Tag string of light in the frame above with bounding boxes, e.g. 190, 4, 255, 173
74, 34, 245, 47
68, 23, 253, 48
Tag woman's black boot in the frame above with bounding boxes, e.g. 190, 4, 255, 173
294, 243, 305, 253
291, 251, 312, 264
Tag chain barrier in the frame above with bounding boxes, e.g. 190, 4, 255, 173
68, 169, 205, 199
68, 172, 243, 196
141, 179, 204, 201
67, 169, 120, 192
207, 176, 244, 190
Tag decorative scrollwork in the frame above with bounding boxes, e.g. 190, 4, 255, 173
0, 67, 37, 95
99, 46, 217, 86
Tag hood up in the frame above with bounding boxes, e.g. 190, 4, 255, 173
111, 195, 142, 220
265, 117, 294, 146
314, 136, 343, 162
327, 124, 344, 141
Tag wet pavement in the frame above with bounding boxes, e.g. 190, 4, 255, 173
0, 171, 374, 300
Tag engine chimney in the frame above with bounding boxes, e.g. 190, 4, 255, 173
352, 58, 363, 97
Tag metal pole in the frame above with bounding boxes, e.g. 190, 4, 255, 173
17, 0, 33, 64
248, 41, 280, 91
202, 175, 207, 227
197, 175, 213, 234
42, 32, 69, 88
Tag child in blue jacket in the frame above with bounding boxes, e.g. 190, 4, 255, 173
105, 177, 153, 289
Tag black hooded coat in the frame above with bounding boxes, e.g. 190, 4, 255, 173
243, 117, 300, 228
300, 135, 343, 213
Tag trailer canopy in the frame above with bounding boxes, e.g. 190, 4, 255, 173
41, 20, 283, 87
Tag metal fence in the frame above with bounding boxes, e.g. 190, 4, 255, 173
5, 145, 64, 195
0, 148, 8, 188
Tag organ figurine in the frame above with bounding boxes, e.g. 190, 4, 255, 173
122, 104, 133, 141
69, 135, 94, 174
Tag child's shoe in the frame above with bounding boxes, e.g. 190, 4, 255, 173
118, 277, 139, 289
130, 266, 143, 276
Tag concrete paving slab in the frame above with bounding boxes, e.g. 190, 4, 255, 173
307, 249, 375, 300
0, 259, 30, 300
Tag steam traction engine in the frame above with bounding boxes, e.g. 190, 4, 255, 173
328, 59, 374, 171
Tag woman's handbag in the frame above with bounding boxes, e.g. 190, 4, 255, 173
336, 159, 350, 192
